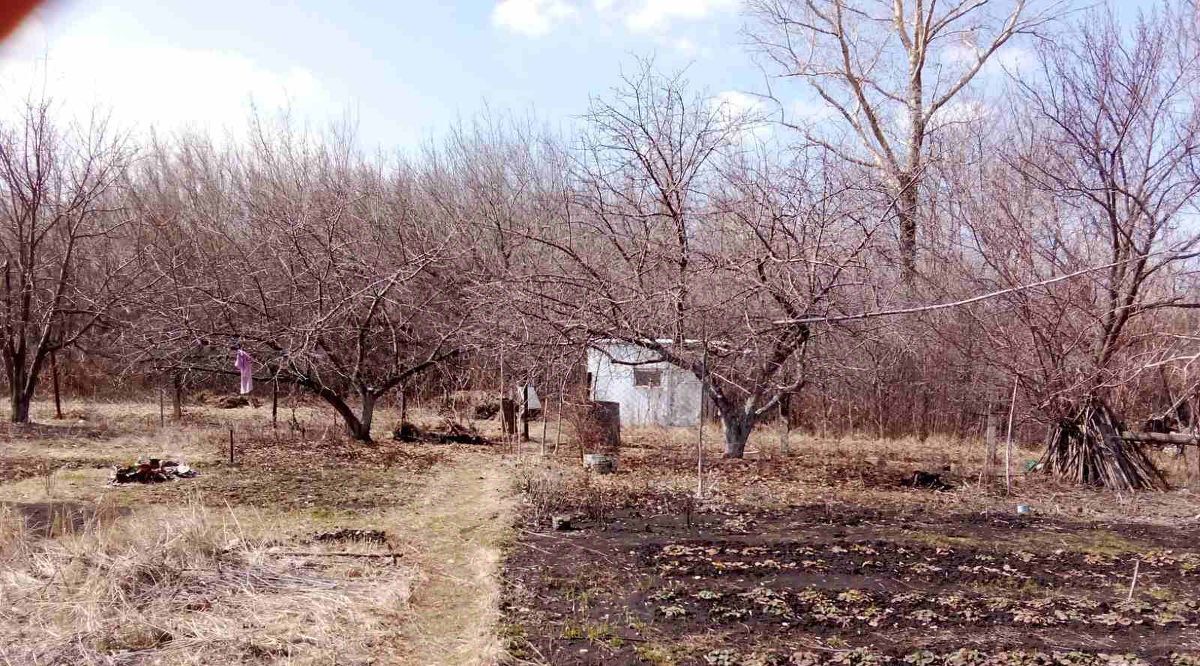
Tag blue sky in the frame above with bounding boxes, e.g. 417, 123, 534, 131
0, 0, 760, 151
0, 0, 1151, 152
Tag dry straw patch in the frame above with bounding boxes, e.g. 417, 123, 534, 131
520, 422, 1200, 528
0, 502, 414, 665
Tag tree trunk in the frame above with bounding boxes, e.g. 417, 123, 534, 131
721, 411, 754, 458
315, 387, 373, 442
8, 363, 32, 423
897, 172, 919, 278
358, 392, 376, 441
51, 351, 63, 419
10, 389, 30, 423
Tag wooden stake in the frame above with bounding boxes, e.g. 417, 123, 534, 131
521, 383, 530, 444
540, 385, 549, 456
697, 343, 708, 499
1005, 377, 1018, 496
172, 373, 183, 420
1127, 558, 1141, 602
780, 393, 790, 455
982, 412, 997, 485
696, 396, 705, 499
50, 350, 63, 419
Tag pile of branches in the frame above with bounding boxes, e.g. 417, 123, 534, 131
1041, 399, 1168, 491
392, 419, 489, 445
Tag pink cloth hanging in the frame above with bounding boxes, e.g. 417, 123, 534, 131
234, 349, 253, 394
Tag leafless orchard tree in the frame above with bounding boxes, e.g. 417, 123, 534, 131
132, 120, 471, 441
0, 100, 139, 423
503, 65, 886, 457
928, 3, 1200, 487
746, 0, 1062, 276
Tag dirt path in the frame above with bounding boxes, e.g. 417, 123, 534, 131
399, 449, 515, 666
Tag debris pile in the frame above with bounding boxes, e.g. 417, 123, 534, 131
392, 419, 489, 445
473, 401, 500, 420
899, 470, 954, 491
194, 391, 258, 409
313, 528, 387, 544
1043, 399, 1167, 491
111, 459, 199, 484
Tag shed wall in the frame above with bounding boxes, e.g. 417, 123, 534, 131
588, 343, 702, 427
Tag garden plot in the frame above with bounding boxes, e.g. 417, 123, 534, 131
502, 432, 1200, 666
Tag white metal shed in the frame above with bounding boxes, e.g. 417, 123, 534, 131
587, 340, 702, 427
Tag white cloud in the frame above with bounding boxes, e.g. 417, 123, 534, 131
713, 90, 762, 118
928, 99, 991, 132
788, 98, 834, 124
0, 24, 337, 138
712, 90, 772, 141
943, 41, 1035, 77
672, 36, 699, 56
492, 0, 579, 37
596, 0, 740, 34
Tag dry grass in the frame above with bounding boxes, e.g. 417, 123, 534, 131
0, 398, 518, 665
516, 420, 1200, 529
0, 502, 413, 665
396, 453, 517, 666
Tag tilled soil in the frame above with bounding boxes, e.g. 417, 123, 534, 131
502, 503, 1200, 666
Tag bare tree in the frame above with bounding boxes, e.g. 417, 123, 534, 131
747, 0, 1061, 275
505, 64, 883, 457
0, 100, 136, 423
933, 3, 1200, 488
134, 121, 470, 441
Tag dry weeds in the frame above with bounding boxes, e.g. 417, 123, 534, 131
0, 398, 517, 665
0, 503, 413, 665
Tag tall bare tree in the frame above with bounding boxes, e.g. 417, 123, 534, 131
747, 0, 1060, 275
0, 100, 137, 423
134, 122, 470, 441
506, 65, 883, 457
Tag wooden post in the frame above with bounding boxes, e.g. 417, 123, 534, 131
1005, 377, 1018, 496
779, 393, 790, 455
554, 391, 565, 455
520, 383, 530, 444
697, 344, 708, 499
498, 351, 505, 410
540, 384, 549, 456
982, 412, 997, 485
50, 350, 63, 419
696, 392, 705, 499
172, 372, 183, 420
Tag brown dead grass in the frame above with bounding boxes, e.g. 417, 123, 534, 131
518, 421, 1200, 530
0, 502, 414, 665
0, 398, 517, 665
